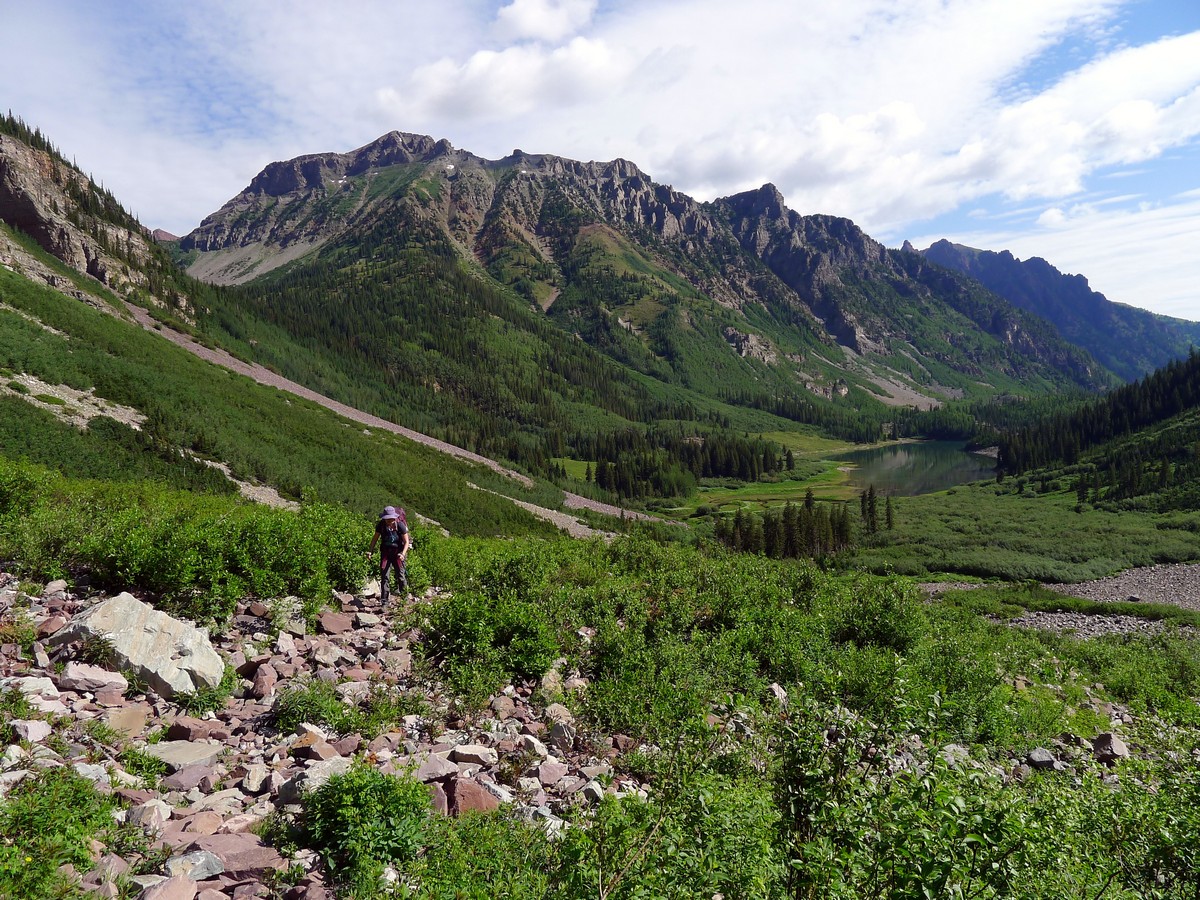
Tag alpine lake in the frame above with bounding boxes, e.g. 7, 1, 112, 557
836, 440, 997, 496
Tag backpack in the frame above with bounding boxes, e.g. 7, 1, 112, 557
395, 507, 408, 530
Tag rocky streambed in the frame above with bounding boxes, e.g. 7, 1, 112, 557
923, 562, 1200, 638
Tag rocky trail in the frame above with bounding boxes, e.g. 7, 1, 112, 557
0, 574, 644, 900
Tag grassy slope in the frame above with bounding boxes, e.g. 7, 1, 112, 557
0, 264, 558, 538
855, 478, 1200, 580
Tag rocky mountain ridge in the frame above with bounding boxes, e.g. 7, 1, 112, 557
179, 130, 1115, 409
0, 134, 160, 308
919, 239, 1200, 381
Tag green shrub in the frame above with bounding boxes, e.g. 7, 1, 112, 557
823, 577, 923, 653
275, 676, 357, 735
301, 761, 430, 897
0, 767, 134, 899
119, 747, 170, 787
0, 687, 34, 745
421, 590, 559, 701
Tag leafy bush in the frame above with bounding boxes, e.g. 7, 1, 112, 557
274, 676, 426, 739
421, 590, 559, 702
0, 458, 372, 624
823, 577, 923, 653
0, 767, 141, 899
301, 762, 430, 897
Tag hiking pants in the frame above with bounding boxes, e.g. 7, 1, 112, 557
380, 549, 406, 598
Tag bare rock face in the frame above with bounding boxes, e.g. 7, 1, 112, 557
0, 134, 158, 305
47, 593, 224, 698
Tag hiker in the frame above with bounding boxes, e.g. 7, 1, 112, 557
368, 505, 410, 603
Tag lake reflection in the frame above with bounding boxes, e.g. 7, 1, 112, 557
837, 441, 996, 496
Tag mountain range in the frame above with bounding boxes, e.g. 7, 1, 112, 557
4, 118, 1200, 493
176, 131, 1128, 412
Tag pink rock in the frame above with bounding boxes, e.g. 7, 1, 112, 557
160, 765, 216, 792
317, 611, 353, 635
537, 759, 569, 787
139, 874, 198, 900
184, 834, 285, 879
414, 753, 459, 782
294, 740, 341, 762
58, 661, 128, 693
250, 665, 278, 700
167, 717, 217, 741
218, 813, 263, 834
332, 735, 362, 756
449, 778, 501, 815
429, 782, 448, 816
36, 615, 67, 638
183, 811, 223, 835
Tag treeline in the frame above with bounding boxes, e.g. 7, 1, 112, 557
1000, 349, 1200, 475
714, 493, 855, 558
567, 427, 787, 501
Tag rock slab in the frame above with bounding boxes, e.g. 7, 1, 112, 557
48, 593, 224, 698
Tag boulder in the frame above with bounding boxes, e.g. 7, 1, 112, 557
1026, 747, 1056, 770
11, 719, 52, 743
47, 593, 223, 698
1092, 732, 1131, 765
163, 849, 224, 881
448, 778, 500, 815
183, 833, 285, 879
138, 875, 198, 900
450, 744, 498, 767
143, 741, 225, 774
276, 757, 353, 805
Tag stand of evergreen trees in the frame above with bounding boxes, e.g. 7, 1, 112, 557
999, 350, 1200, 476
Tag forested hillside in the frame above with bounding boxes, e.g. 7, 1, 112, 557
999, 350, 1200, 507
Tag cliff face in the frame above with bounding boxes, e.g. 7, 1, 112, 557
922, 239, 1200, 380
0, 134, 159, 305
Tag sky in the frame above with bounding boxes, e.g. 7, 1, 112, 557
5, 0, 1200, 319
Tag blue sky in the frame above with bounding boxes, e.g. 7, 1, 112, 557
5, 0, 1200, 319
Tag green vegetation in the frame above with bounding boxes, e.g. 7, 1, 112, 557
260, 534, 1200, 897
274, 676, 429, 738
0, 457, 369, 624
301, 762, 431, 898
0, 767, 153, 899
854, 479, 1200, 579
0, 264, 557, 538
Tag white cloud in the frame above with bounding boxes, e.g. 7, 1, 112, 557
379, 37, 630, 126
494, 0, 598, 43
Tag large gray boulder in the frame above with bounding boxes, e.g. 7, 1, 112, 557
47, 593, 224, 698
